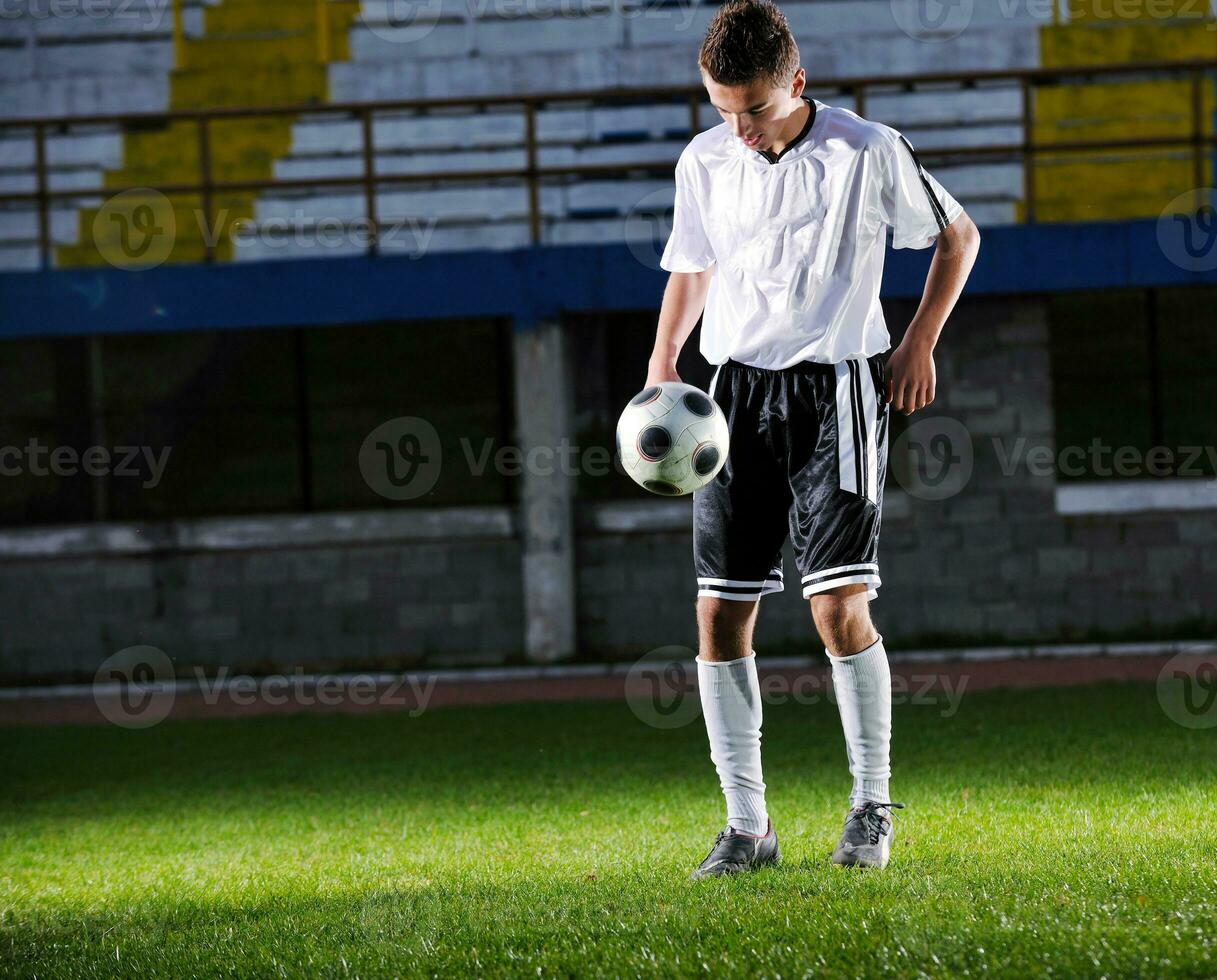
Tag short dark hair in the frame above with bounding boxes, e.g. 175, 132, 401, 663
698, 0, 800, 89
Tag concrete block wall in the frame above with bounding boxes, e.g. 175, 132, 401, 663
0, 509, 524, 684
575, 296, 1217, 659
1, 295, 1214, 683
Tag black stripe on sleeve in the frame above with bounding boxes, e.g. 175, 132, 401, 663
898, 134, 948, 231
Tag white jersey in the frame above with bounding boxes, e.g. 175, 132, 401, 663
660, 99, 963, 369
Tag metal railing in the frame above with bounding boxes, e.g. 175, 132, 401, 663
1, 58, 1214, 269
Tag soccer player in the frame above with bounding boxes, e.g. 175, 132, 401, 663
646, 0, 980, 877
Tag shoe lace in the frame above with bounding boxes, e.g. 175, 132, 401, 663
850, 801, 905, 845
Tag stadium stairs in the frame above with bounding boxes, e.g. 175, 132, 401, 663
1026, 0, 1216, 222
4, 0, 1213, 267
235, 0, 1042, 261
53, 0, 360, 267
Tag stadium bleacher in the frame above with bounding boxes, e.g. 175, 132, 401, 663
0, 0, 1212, 269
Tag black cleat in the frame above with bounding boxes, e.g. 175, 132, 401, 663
690, 820, 780, 879
830, 801, 905, 868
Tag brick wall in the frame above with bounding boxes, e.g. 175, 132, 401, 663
575, 297, 1217, 658
0, 510, 524, 684
1, 296, 1214, 683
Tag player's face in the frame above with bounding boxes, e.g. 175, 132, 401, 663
703, 69, 806, 152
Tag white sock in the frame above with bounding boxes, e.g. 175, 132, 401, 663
697, 651, 769, 835
828, 635, 892, 807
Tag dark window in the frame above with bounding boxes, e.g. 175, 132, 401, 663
0, 318, 512, 526
1049, 286, 1216, 480
305, 319, 512, 509
0, 337, 93, 525
102, 329, 302, 519
569, 310, 715, 500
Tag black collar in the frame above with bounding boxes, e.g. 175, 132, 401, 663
758, 96, 816, 164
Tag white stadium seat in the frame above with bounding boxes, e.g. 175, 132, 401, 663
0, 0, 1051, 267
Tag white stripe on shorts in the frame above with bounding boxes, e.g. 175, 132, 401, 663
833, 359, 879, 505
801, 573, 882, 598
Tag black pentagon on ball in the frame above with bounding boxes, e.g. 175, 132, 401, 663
644, 479, 683, 496
630, 385, 661, 406
692, 443, 721, 477
637, 425, 672, 461
682, 390, 714, 417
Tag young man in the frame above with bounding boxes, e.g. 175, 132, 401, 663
648, 0, 980, 877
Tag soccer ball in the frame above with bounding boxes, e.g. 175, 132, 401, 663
616, 381, 729, 496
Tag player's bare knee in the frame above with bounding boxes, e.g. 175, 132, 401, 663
697, 596, 757, 661
809, 587, 876, 656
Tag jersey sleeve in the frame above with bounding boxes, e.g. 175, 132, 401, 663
876, 128, 963, 250
660, 149, 716, 273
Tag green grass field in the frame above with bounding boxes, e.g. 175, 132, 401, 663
2, 682, 1215, 978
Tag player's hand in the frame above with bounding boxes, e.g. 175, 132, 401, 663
886, 338, 936, 415
645, 358, 681, 387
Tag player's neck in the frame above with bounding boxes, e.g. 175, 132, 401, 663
765, 98, 811, 159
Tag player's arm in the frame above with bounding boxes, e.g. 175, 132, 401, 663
887, 210, 980, 414
646, 268, 714, 385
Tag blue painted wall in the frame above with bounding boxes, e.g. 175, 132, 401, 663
2, 219, 1214, 341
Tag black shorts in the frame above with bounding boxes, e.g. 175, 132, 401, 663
694, 353, 889, 602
